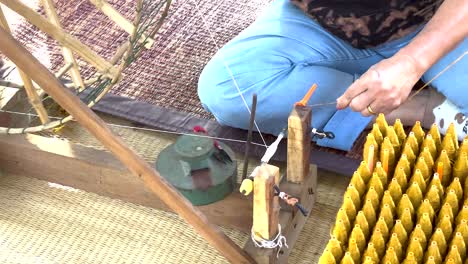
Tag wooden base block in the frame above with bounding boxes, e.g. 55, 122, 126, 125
244, 165, 318, 264
0, 133, 253, 233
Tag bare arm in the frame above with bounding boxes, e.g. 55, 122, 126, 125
400, 0, 468, 72
336, 0, 468, 116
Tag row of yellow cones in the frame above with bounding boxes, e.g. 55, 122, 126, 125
319, 114, 468, 264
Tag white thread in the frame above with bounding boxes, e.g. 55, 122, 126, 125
0, 109, 266, 147
191, 0, 268, 148
251, 224, 288, 258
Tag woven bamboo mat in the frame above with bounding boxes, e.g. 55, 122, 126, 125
0, 115, 348, 263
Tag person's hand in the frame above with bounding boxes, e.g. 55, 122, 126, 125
336, 53, 425, 116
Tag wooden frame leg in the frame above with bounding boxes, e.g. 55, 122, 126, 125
0, 25, 255, 264
0, 5, 49, 124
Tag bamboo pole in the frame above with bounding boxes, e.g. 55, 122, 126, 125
88, 0, 154, 49
41, 0, 86, 91
0, 5, 49, 124
55, 62, 74, 79
0, 0, 118, 79
0, 26, 255, 264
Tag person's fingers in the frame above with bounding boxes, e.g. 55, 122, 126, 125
360, 106, 373, 116
336, 78, 368, 109
368, 96, 397, 115
349, 88, 378, 112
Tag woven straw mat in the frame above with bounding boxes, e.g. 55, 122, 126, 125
0, 116, 349, 263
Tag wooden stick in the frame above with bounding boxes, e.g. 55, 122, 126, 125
109, 41, 130, 65
147, 0, 171, 38
0, 0, 118, 79
0, 6, 49, 124
253, 164, 280, 241
55, 62, 74, 79
287, 105, 312, 183
88, 0, 154, 49
242, 93, 257, 181
41, 0, 86, 91
295, 83, 317, 107
0, 26, 254, 264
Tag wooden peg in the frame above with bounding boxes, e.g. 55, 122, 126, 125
287, 105, 311, 183
253, 164, 280, 241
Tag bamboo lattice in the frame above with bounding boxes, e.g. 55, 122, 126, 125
320, 114, 468, 264
0, 0, 171, 134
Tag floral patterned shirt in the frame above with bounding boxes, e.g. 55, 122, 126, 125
290, 0, 443, 48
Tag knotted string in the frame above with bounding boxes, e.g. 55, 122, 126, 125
251, 224, 288, 258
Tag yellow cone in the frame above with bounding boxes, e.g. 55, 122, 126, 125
410, 121, 425, 146
429, 123, 442, 152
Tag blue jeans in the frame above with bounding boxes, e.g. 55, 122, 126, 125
198, 0, 468, 151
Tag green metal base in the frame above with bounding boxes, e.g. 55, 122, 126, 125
155, 134, 237, 206
178, 174, 236, 206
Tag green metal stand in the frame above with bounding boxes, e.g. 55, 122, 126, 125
156, 134, 237, 205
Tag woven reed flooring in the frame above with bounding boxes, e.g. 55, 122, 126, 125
0, 115, 349, 263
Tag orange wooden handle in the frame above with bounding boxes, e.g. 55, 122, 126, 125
295, 83, 317, 106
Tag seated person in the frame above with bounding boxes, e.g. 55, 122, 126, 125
198, 0, 468, 151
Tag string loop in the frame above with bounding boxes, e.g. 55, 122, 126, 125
251, 224, 288, 258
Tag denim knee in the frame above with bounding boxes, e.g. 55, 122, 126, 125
198, 63, 239, 127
